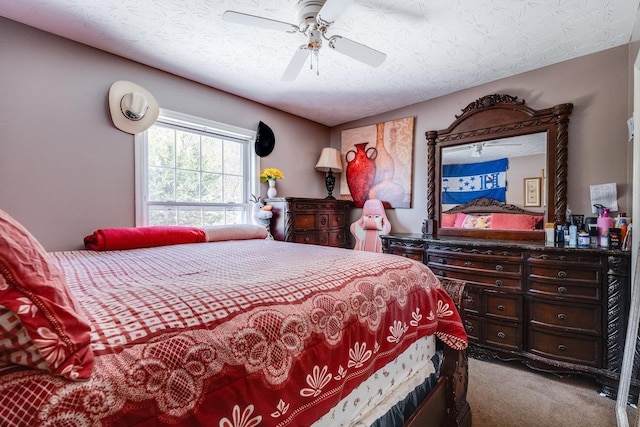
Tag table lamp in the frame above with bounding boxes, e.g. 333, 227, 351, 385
315, 147, 343, 199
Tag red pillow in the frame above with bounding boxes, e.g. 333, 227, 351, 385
490, 213, 536, 231
84, 226, 206, 250
441, 213, 458, 228
0, 209, 93, 380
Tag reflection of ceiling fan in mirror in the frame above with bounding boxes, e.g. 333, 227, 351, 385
449, 140, 522, 158
223, 0, 387, 81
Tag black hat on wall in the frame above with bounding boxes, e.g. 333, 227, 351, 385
255, 121, 275, 157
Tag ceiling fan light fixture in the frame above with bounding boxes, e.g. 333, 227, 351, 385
225, 0, 385, 81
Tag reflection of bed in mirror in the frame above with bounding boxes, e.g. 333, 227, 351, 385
440, 198, 545, 232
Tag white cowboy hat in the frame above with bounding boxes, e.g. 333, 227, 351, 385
109, 80, 159, 134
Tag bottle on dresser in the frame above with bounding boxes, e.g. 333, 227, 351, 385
568, 221, 578, 247
595, 205, 614, 248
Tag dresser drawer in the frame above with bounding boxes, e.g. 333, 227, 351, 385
528, 279, 601, 302
463, 316, 482, 342
528, 300, 601, 335
529, 265, 601, 283
326, 212, 346, 229
389, 248, 423, 261
462, 285, 481, 314
294, 231, 348, 247
292, 212, 346, 231
485, 291, 521, 322
329, 230, 347, 247
528, 328, 601, 367
293, 232, 321, 245
428, 253, 521, 274
529, 251, 602, 264
485, 320, 522, 351
429, 266, 522, 289
428, 245, 524, 260
383, 237, 425, 261
292, 213, 317, 230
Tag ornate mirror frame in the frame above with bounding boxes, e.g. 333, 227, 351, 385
424, 94, 573, 241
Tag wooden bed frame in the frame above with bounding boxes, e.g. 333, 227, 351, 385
404, 279, 472, 427
443, 197, 544, 218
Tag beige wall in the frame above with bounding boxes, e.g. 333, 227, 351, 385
0, 18, 330, 251
1, 17, 634, 249
332, 45, 632, 234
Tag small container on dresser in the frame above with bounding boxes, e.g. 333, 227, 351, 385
266, 197, 353, 248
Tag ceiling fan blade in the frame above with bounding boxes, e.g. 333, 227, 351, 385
317, 0, 355, 25
328, 36, 386, 67
446, 145, 472, 152
281, 46, 311, 81
484, 142, 521, 147
223, 11, 299, 33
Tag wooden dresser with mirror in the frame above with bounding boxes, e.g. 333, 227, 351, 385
381, 94, 634, 400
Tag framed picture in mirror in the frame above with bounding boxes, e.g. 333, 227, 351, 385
524, 177, 542, 207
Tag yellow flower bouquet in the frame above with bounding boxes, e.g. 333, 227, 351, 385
259, 168, 284, 183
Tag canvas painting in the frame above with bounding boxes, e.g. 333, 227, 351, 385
340, 117, 414, 208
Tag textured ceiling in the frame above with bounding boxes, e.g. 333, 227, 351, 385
1, 0, 639, 126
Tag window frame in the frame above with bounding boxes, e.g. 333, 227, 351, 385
134, 108, 259, 227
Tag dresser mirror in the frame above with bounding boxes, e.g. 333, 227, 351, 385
424, 94, 573, 241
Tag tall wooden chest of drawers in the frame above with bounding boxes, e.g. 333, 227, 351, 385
266, 197, 353, 248
380, 234, 631, 399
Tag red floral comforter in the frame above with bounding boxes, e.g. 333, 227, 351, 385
0, 240, 466, 426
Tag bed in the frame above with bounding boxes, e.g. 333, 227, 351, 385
0, 210, 469, 426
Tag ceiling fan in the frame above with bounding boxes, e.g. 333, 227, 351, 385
223, 0, 387, 81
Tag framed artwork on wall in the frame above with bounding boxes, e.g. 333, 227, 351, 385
340, 117, 414, 208
524, 177, 542, 207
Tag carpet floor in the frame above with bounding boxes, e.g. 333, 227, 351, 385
467, 357, 638, 427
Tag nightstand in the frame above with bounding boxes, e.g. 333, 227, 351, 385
265, 197, 353, 248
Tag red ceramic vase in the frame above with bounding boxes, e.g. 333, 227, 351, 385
346, 142, 378, 207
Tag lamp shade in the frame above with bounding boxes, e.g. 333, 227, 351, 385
315, 147, 343, 172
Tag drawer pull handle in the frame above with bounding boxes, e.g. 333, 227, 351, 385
495, 265, 504, 271
497, 305, 505, 311
464, 297, 475, 308
439, 271, 447, 277
464, 322, 474, 332
557, 271, 567, 278
402, 253, 408, 257
304, 237, 310, 243
558, 345, 567, 352
497, 332, 506, 339
495, 280, 503, 287
557, 313, 566, 321
464, 261, 472, 267
557, 286, 567, 294
438, 258, 445, 264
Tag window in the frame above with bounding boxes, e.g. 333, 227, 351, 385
135, 110, 258, 227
